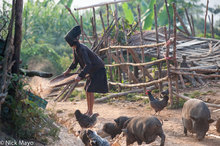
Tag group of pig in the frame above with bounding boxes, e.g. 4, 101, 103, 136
100, 98, 218, 146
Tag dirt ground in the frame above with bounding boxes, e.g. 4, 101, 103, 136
31, 77, 220, 146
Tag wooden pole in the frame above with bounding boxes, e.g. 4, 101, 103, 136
106, 4, 109, 27
164, 26, 173, 105
190, 15, 195, 36
80, 15, 84, 43
211, 14, 214, 38
12, 0, 23, 74
204, 0, 209, 37
154, 4, 162, 97
93, 7, 98, 45
176, 12, 190, 36
138, 4, 146, 92
99, 11, 105, 32
114, 3, 119, 43
122, 19, 131, 83
172, 3, 179, 106
65, 6, 92, 45
164, 0, 171, 38
185, 8, 193, 36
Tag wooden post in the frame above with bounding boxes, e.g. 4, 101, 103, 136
65, 6, 92, 46
116, 49, 121, 91
190, 15, 195, 36
172, 3, 179, 106
164, 0, 171, 39
204, 0, 209, 37
80, 15, 84, 43
106, 4, 110, 47
122, 19, 131, 82
93, 7, 98, 45
164, 26, 173, 105
106, 4, 109, 27
12, 0, 23, 74
138, 5, 146, 92
185, 8, 193, 36
114, 3, 119, 43
154, 4, 162, 97
211, 14, 214, 38
99, 11, 105, 32
99, 10, 106, 46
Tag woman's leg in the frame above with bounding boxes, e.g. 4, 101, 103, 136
86, 92, 94, 116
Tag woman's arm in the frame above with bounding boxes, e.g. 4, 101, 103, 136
78, 49, 92, 78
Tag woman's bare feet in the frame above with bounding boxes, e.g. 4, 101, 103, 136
84, 111, 93, 116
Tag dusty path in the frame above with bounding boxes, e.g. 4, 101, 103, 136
47, 99, 220, 146
30, 77, 220, 145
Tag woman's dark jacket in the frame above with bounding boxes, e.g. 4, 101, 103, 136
68, 43, 104, 78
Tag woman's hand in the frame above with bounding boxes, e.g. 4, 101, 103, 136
75, 75, 81, 82
63, 69, 71, 76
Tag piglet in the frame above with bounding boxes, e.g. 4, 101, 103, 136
122, 116, 165, 146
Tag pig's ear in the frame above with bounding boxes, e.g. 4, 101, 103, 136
122, 129, 128, 135
208, 118, 214, 123
114, 119, 118, 124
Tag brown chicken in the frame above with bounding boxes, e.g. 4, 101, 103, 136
146, 90, 169, 115
74, 109, 99, 129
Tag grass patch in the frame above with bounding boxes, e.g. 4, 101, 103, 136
190, 91, 201, 98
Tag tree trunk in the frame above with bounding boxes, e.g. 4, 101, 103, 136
12, 0, 23, 74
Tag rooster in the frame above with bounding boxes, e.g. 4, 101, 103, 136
75, 109, 99, 129
87, 129, 110, 146
146, 89, 169, 115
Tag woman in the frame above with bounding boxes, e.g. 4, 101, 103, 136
63, 25, 108, 116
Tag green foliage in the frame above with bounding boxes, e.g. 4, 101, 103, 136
122, 3, 134, 24
158, 0, 174, 26
143, 0, 156, 30
1, 75, 59, 141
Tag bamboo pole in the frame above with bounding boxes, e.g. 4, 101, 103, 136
176, 26, 188, 35
164, 26, 173, 105
105, 58, 167, 67
80, 15, 84, 43
154, 4, 162, 97
93, 7, 98, 46
108, 76, 168, 88
65, 6, 92, 46
171, 70, 220, 78
204, 0, 209, 37
190, 15, 195, 36
99, 40, 173, 52
173, 92, 220, 108
138, 4, 146, 92
172, 3, 179, 105
185, 8, 193, 36
171, 68, 220, 73
164, 0, 171, 38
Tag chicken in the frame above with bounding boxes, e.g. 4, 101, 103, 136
146, 90, 169, 115
75, 109, 99, 128
87, 129, 110, 146
79, 130, 90, 146
102, 122, 122, 139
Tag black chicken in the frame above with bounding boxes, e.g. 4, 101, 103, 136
146, 90, 169, 115
75, 109, 99, 129
102, 122, 122, 139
